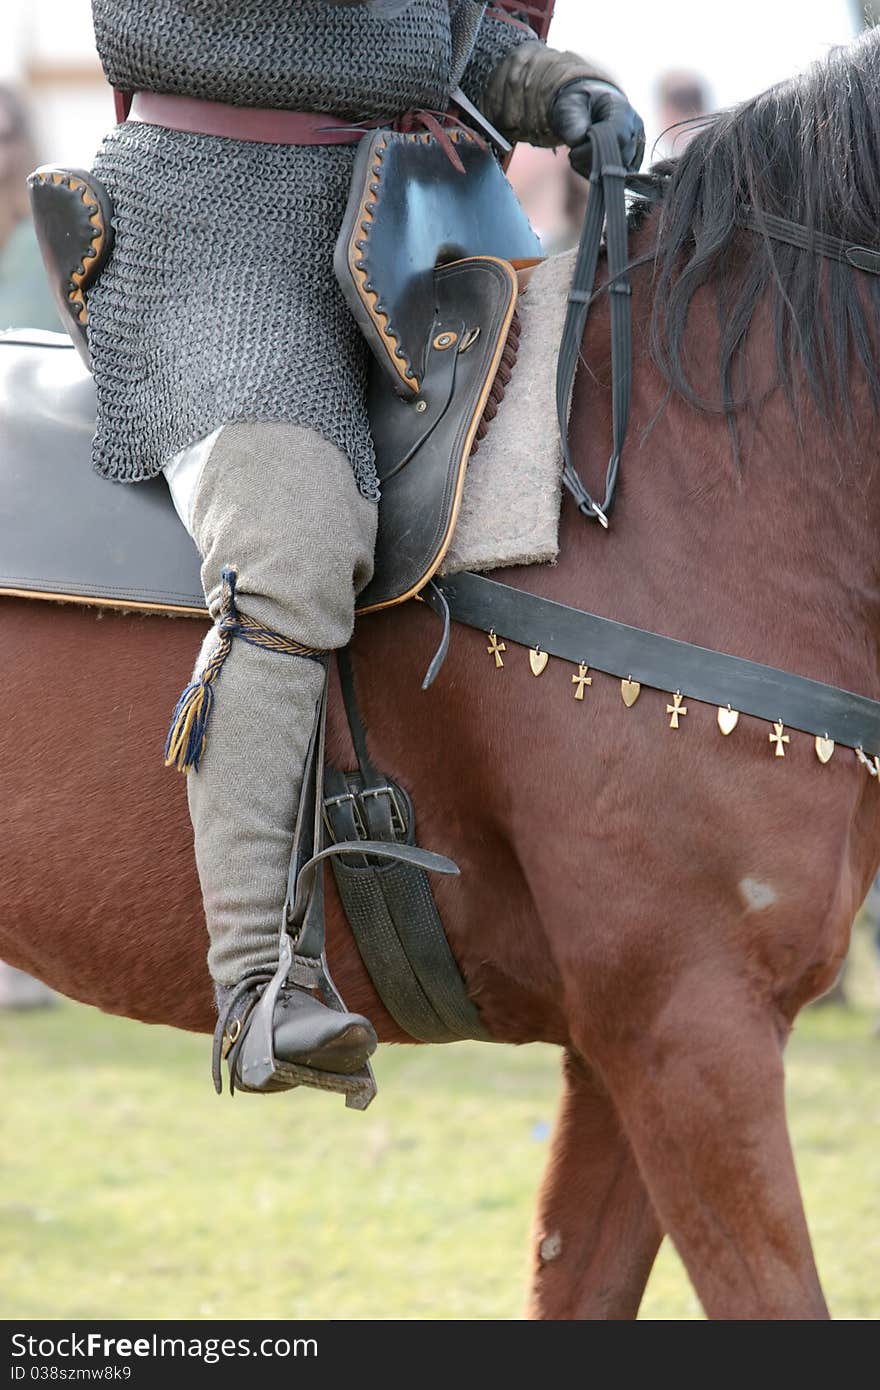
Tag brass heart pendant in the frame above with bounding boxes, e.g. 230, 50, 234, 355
620, 679, 641, 708
529, 648, 549, 677
815, 736, 835, 764
717, 706, 740, 736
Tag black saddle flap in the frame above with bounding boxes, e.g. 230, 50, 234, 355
357, 255, 519, 613
334, 129, 541, 395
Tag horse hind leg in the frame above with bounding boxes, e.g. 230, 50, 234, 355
580, 975, 829, 1320
528, 1050, 663, 1320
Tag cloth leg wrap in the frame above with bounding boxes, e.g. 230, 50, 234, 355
167, 423, 377, 987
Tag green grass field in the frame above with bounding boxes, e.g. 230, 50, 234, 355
2, 929, 877, 1321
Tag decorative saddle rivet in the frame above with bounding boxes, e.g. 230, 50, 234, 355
815, 735, 835, 765
414, 399, 428, 413
433, 331, 458, 351
717, 705, 739, 736
770, 721, 790, 757
620, 678, 641, 708
486, 630, 506, 669
529, 647, 549, 677
667, 691, 688, 729
572, 663, 592, 700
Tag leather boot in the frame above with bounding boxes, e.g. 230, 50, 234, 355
214, 955, 377, 1095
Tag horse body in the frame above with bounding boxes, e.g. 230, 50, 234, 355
6, 38, 880, 1317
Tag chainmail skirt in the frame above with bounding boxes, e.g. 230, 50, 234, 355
87, 122, 379, 500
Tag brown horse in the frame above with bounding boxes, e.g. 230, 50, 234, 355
4, 32, 880, 1319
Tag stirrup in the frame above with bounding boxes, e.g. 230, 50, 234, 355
211, 665, 457, 1109
211, 935, 378, 1109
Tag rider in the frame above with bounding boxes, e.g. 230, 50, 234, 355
85, 0, 644, 1093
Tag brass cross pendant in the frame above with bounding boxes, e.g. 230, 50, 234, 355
666, 691, 688, 729
572, 663, 593, 700
486, 630, 506, 669
769, 721, 790, 757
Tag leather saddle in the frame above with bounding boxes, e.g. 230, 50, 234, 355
12, 142, 540, 616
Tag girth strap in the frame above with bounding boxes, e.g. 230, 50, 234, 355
325, 647, 492, 1043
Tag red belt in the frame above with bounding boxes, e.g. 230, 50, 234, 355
118, 90, 388, 145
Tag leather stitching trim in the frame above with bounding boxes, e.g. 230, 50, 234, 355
348, 134, 418, 392
347, 130, 484, 395
0, 579, 205, 615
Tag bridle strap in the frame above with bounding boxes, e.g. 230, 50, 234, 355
556, 121, 632, 527
630, 168, 880, 276
557, 161, 880, 532
735, 206, 880, 277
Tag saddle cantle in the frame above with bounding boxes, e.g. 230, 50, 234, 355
27, 167, 115, 368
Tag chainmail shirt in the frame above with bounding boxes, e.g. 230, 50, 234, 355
87, 1, 534, 496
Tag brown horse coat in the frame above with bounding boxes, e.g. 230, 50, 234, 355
7, 27, 880, 1311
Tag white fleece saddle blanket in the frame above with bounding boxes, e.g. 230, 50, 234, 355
442, 247, 573, 577
0, 250, 573, 617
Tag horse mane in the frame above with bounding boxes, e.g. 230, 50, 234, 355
646, 26, 880, 438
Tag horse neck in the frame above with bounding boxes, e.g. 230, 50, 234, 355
558, 225, 880, 702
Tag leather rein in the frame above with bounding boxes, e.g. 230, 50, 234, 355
557, 130, 880, 527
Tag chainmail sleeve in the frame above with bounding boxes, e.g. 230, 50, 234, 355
458, 6, 538, 110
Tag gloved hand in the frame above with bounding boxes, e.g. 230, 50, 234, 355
551, 79, 645, 177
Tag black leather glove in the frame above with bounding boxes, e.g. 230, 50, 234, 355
551, 79, 645, 177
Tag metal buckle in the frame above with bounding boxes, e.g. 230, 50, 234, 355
361, 784, 407, 840
221, 1017, 241, 1059
323, 791, 367, 843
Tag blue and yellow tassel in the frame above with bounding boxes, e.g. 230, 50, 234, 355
164, 566, 325, 774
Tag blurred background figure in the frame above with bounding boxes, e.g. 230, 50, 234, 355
507, 143, 587, 254
654, 68, 711, 157
0, 84, 59, 332
853, 1, 880, 29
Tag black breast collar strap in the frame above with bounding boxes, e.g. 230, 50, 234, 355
436, 571, 880, 755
